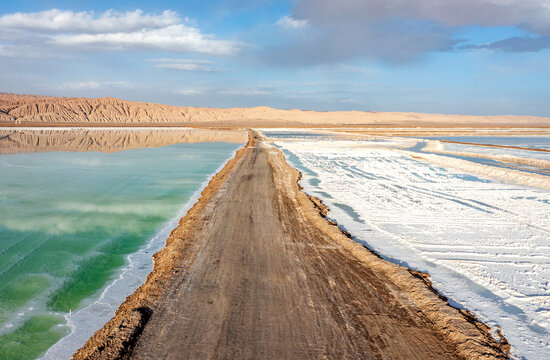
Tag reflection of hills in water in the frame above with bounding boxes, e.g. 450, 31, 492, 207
0, 128, 247, 154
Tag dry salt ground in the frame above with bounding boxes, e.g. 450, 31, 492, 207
270, 135, 550, 360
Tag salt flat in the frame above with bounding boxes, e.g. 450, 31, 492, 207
436, 142, 550, 163
271, 134, 550, 360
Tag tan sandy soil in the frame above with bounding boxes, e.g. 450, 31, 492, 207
0, 128, 247, 154
1, 92, 548, 127
73, 131, 508, 360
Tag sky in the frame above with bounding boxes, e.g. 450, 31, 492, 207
0, 0, 550, 116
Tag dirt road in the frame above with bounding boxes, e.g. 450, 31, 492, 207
75, 132, 508, 360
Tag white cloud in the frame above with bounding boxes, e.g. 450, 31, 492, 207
152, 58, 221, 72
52, 25, 239, 55
218, 86, 277, 96
0, 9, 241, 56
276, 15, 309, 29
0, 43, 12, 57
0, 9, 179, 33
267, 0, 550, 65
175, 89, 203, 95
0, 43, 61, 58
340, 98, 357, 103
58, 81, 133, 90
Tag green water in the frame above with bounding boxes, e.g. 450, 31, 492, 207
0, 142, 241, 359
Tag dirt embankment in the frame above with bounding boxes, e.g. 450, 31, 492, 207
73, 131, 509, 360
72, 132, 255, 360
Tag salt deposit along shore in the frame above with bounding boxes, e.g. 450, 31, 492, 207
269, 132, 550, 359
74, 131, 508, 360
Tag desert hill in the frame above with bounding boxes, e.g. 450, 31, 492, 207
1, 92, 548, 127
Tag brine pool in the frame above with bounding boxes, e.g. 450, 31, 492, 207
0, 141, 242, 359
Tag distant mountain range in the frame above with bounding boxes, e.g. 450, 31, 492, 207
1, 93, 548, 126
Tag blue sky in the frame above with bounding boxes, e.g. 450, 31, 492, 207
1, 0, 549, 116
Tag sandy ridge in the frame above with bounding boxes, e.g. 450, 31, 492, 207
1, 93, 549, 126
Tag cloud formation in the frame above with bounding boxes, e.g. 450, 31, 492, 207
0, 43, 60, 58
462, 35, 550, 52
58, 81, 133, 90
0, 9, 179, 33
293, 0, 550, 35
152, 59, 221, 72
276, 15, 309, 30
53, 25, 238, 55
265, 19, 455, 65
175, 89, 203, 96
0, 9, 241, 56
268, 0, 550, 65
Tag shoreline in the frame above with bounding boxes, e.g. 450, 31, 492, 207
268, 136, 510, 359
2, 122, 550, 130
72, 131, 255, 359
436, 139, 550, 153
271, 132, 550, 358
41, 143, 244, 359
73, 130, 508, 359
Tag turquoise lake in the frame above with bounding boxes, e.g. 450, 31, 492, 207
0, 141, 242, 359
